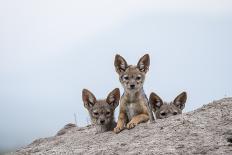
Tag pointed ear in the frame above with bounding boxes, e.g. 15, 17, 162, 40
114, 54, 128, 74
137, 54, 150, 73
82, 89, 97, 109
149, 92, 163, 112
173, 92, 187, 110
106, 88, 120, 109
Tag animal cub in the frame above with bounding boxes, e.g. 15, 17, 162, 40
82, 88, 120, 133
149, 92, 187, 119
114, 54, 155, 134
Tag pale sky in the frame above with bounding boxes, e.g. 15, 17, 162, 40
0, 0, 232, 151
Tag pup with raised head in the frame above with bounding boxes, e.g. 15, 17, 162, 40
82, 88, 120, 133
149, 92, 187, 119
114, 54, 155, 134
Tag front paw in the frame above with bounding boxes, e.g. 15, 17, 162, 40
114, 126, 124, 134
126, 121, 138, 129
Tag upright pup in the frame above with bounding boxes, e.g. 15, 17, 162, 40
82, 88, 120, 133
149, 92, 187, 119
114, 54, 154, 133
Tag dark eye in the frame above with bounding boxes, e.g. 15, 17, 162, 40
93, 112, 99, 116
173, 112, 178, 115
136, 76, 141, 80
123, 76, 129, 80
160, 112, 166, 116
106, 112, 111, 115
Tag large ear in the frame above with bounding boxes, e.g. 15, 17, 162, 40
106, 88, 120, 109
173, 92, 187, 110
114, 54, 128, 74
137, 54, 150, 73
149, 92, 163, 112
82, 89, 97, 109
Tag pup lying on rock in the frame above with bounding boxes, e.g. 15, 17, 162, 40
82, 88, 120, 133
149, 92, 187, 119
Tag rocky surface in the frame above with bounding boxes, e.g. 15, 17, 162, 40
16, 98, 232, 155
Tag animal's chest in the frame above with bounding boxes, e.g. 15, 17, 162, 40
125, 102, 142, 121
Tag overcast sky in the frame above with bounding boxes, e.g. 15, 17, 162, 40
0, 0, 232, 151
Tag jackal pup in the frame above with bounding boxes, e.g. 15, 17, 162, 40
82, 88, 120, 133
114, 54, 154, 133
149, 92, 187, 119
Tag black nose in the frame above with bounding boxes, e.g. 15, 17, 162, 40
130, 84, 135, 89
100, 120, 105, 124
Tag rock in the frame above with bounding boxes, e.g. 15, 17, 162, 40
56, 123, 77, 136
16, 98, 232, 155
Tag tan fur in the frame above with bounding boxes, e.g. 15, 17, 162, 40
114, 54, 154, 133
82, 88, 120, 133
149, 92, 187, 119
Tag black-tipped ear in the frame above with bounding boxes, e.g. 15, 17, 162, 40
137, 54, 150, 73
149, 92, 163, 112
114, 54, 128, 74
106, 88, 120, 109
82, 89, 97, 109
173, 92, 187, 110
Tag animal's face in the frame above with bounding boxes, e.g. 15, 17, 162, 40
153, 102, 183, 119
120, 66, 146, 92
82, 88, 120, 126
90, 101, 115, 125
114, 54, 150, 92
149, 92, 187, 119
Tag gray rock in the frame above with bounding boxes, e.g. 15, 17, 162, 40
16, 98, 232, 155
